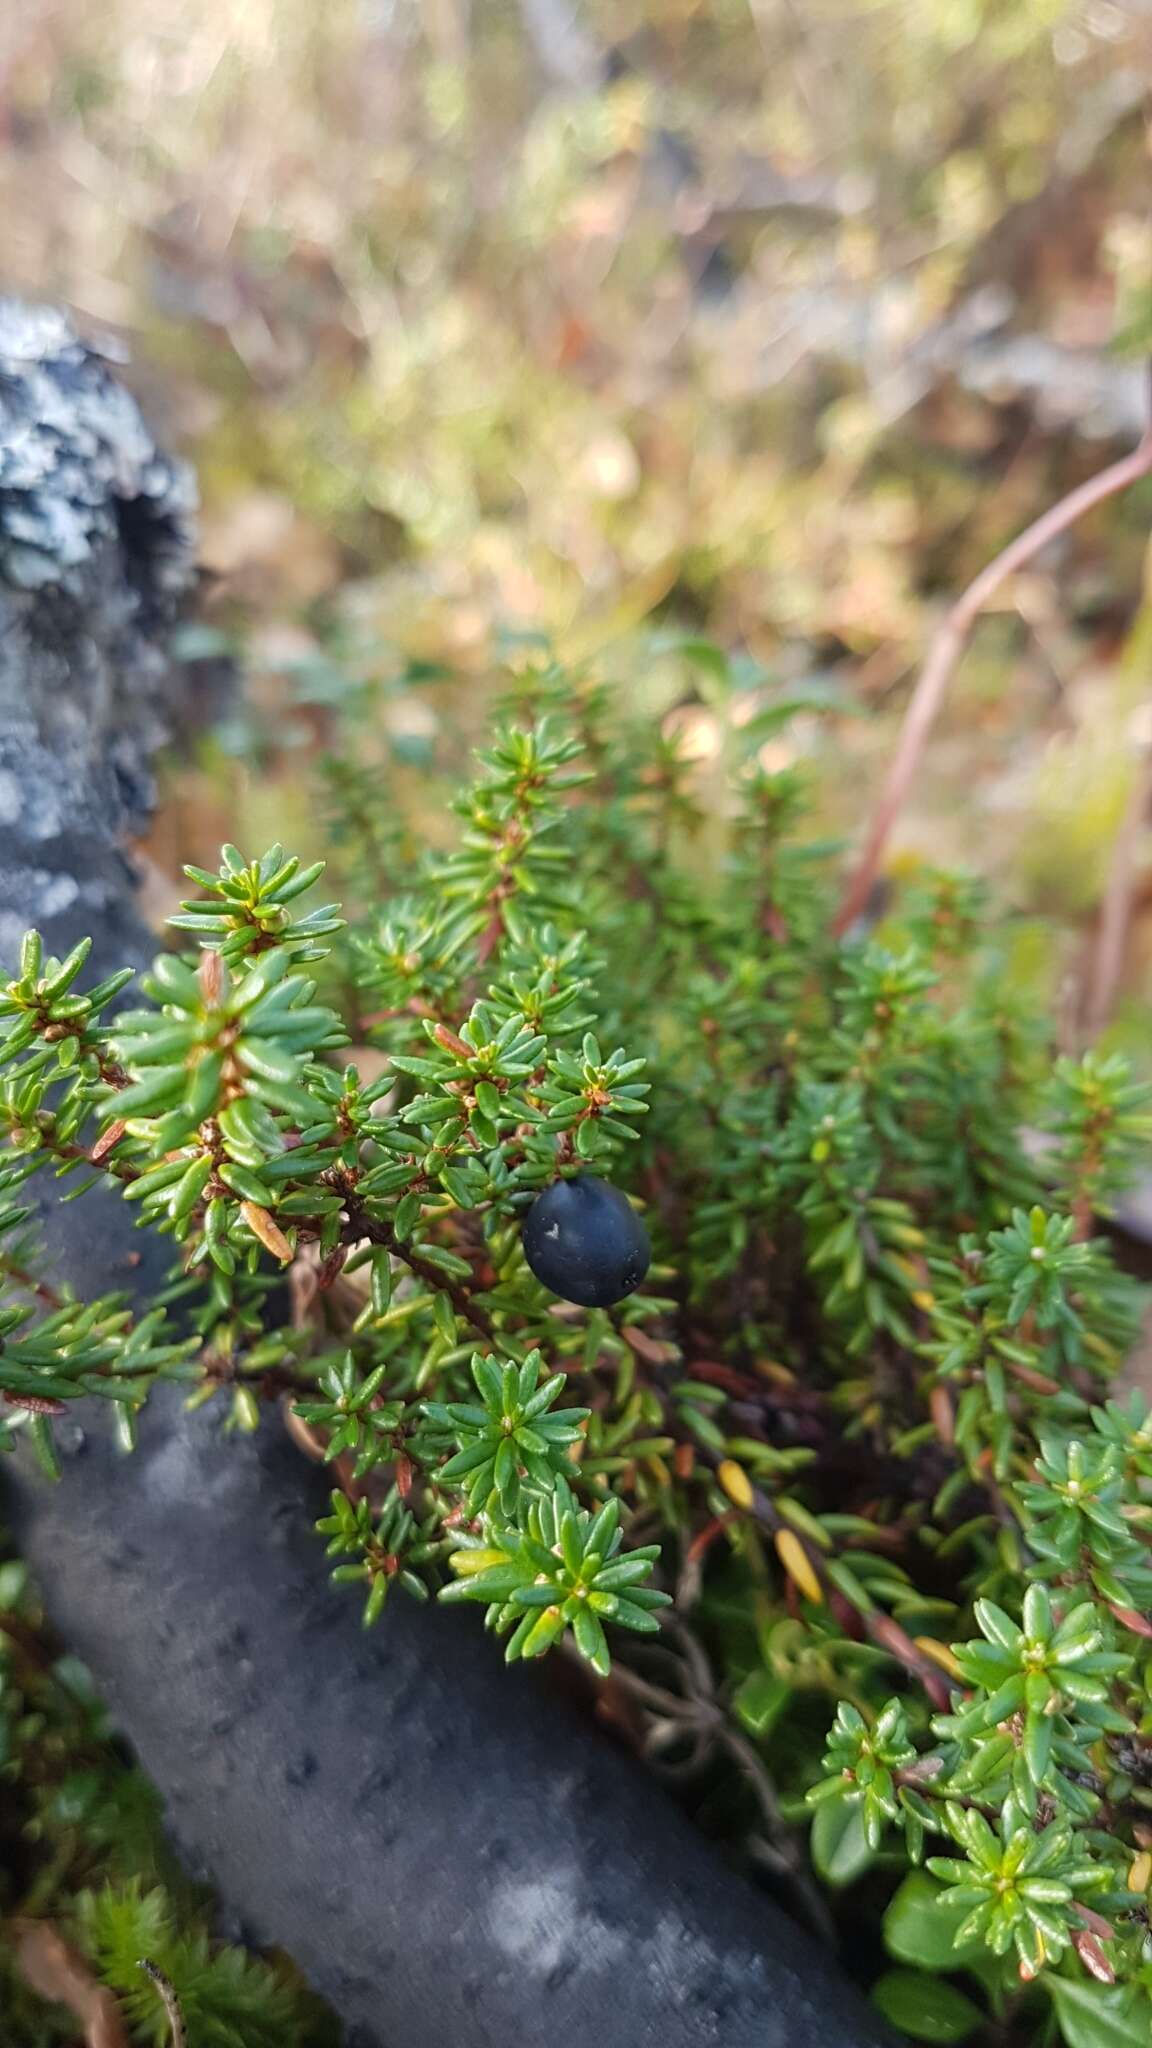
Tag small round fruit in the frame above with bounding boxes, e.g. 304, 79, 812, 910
521, 1174, 651, 1309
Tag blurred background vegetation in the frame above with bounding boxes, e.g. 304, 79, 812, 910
4, 0, 1151, 1050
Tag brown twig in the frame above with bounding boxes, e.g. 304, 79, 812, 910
341, 1196, 500, 1349
34, 1126, 142, 1185
137, 1960, 186, 2048
0, 1256, 65, 1311
834, 401, 1152, 938
1081, 719, 1152, 1043
741, 1468, 952, 1709
647, 1381, 953, 1709
0, 1607, 57, 1677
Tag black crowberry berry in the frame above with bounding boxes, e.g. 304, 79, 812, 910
521, 1174, 651, 1309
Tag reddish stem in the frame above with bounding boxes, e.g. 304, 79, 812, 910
834, 411, 1152, 938
1082, 724, 1152, 1042
341, 1195, 499, 1349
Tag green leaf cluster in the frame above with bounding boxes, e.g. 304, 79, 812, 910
2, 657, 1152, 2044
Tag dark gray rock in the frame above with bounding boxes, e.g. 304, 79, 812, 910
7, 1389, 891, 2048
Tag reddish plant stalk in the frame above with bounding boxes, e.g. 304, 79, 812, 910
835, 415, 1152, 939
1082, 723, 1152, 1042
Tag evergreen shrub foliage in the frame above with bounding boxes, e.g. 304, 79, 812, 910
3, 660, 1152, 2045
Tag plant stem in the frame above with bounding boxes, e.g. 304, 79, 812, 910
0, 1257, 65, 1311
138, 1959, 186, 2048
1081, 720, 1152, 1043
31, 1121, 143, 1185
649, 1381, 952, 1708
834, 408, 1152, 939
0, 1608, 56, 1677
342, 1196, 500, 1348
733, 1461, 953, 1709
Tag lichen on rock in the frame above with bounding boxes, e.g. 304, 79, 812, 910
0, 300, 199, 963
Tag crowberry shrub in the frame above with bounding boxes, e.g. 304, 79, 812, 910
2, 659, 1151, 2046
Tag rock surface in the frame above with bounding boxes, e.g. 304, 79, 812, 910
8, 1389, 891, 2048
0, 298, 197, 973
